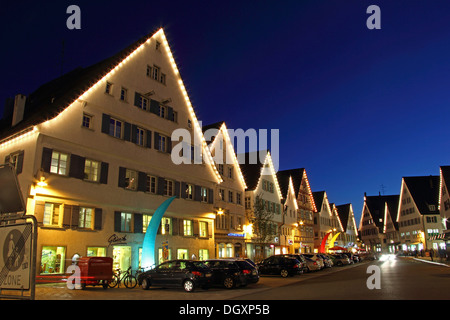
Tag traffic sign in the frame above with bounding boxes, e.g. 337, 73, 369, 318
0, 223, 33, 290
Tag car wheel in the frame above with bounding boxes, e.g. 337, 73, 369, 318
223, 277, 235, 289
281, 269, 289, 278
141, 278, 150, 290
184, 279, 195, 292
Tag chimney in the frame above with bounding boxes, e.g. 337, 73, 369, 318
12, 94, 26, 127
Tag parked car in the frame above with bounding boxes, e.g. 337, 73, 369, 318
303, 256, 321, 272
302, 254, 325, 269
317, 254, 333, 268
257, 255, 301, 277
341, 252, 355, 264
331, 254, 351, 266
204, 259, 259, 289
138, 259, 212, 292
277, 254, 308, 274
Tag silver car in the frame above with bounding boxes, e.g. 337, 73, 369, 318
303, 256, 321, 272
302, 254, 325, 269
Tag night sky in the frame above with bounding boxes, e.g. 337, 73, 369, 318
2, 1, 450, 224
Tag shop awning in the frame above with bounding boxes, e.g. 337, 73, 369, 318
328, 246, 347, 251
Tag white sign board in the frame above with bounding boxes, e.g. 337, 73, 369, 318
0, 223, 32, 290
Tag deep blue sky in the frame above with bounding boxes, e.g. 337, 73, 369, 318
2, 1, 450, 224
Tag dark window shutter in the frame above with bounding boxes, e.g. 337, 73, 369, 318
194, 185, 201, 201
168, 107, 174, 121
101, 114, 111, 134
134, 92, 141, 107
174, 181, 180, 198
131, 124, 138, 143
166, 139, 172, 154
208, 188, 214, 204
71, 205, 80, 228
146, 130, 152, 148
16, 151, 24, 174
172, 218, 178, 236
193, 220, 199, 236
118, 167, 127, 188
100, 162, 109, 184
63, 205, 73, 228
137, 172, 147, 192
114, 211, 122, 232
41, 147, 53, 172
94, 208, 103, 230
134, 213, 143, 233
4, 155, 10, 165
208, 221, 213, 238
123, 122, 131, 142
154, 132, 160, 150
34, 201, 45, 224
157, 177, 165, 195
69, 154, 85, 179
150, 99, 159, 115
180, 182, 187, 199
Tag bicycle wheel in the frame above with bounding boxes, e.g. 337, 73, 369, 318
124, 274, 137, 289
108, 274, 119, 288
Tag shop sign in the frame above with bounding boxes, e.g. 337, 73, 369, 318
227, 233, 245, 237
107, 234, 127, 247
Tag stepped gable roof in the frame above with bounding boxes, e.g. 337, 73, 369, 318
404, 175, 440, 215
365, 194, 399, 232
0, 29, 160, 141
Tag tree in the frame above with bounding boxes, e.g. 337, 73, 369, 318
246, 194, 277, 260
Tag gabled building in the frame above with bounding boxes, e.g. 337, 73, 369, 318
397, 175, 444, 253
439, 166, 450, 250
276, 171, 299, 254
0, 28, 222, 278
384, 195, 400, 253
239, 151, 283, 260
360, 193, 399, 253
277, 168, 316, 253
312, 191, 334, 251
335, 204, 358, 249
203, 121, 247, 258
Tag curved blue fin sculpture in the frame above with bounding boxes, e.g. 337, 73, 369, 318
141, 196, 176, 269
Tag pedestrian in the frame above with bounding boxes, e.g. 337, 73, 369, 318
429, 249, 433, 261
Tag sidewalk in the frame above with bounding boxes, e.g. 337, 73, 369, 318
411, 256, 450, 267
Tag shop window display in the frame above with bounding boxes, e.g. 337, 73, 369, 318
40, 246, 66, 274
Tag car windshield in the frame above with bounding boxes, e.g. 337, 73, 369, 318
235, 261, 253, 268
191, 261, 209, 269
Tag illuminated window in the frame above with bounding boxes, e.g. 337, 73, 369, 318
121, 212, 132, 232
87, 247, 106, 257
201, 187, 208, 203
142, 214, 152, 233
198, 249, 209, 260
125, 169, 137, 190
183, 220, 193, 236
84, 159, 99, 182
186, 184, 194, 200
199, 221, 208, 237
161, 217, 171, 235
50, 151, 68, 175
79, 207, 93, 229
43, 203, 62, 226
40, 246, 66, 274
177, 249, 188, 260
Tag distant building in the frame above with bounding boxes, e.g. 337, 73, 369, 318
359, 193, 399, 253
335, 204, 358, 249
312, 191, 335, 251
397, 176, 444, 252
438, 166, 450, 253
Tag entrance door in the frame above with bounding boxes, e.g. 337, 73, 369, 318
112, 246, 132, 271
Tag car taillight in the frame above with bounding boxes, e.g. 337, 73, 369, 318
293, 264, 298, 268
313, 261, 317, 265
192, 271, 202, 277
242, 269, 251, 274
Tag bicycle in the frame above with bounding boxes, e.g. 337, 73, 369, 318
108, 266, 137, 288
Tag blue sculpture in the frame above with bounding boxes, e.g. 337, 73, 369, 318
141, 196, 176, 270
